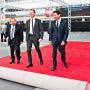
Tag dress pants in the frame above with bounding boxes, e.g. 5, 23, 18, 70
1, 33, 5, 42
27, 35, 43, 65
9, 39, 21, 62
52, 42, 67, 68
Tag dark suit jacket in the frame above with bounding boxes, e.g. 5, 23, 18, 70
26, 18, 43, 41
5, 23, 23, 45
49, 19, 69, 45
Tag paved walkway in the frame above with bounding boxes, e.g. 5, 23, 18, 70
0, 31, 90, 90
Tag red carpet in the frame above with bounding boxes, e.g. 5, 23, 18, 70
0, 41, 90, 83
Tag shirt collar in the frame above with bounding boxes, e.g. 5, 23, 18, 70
11, 25, 15, 28
57, 18, 61, 22
31, 17, 35, 20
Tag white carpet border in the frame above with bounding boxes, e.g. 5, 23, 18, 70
0, 66, 87, 90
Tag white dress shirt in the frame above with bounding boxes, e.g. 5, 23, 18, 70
29, 18, 35, 34
10, 25, 15, 39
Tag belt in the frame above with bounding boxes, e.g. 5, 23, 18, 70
10, 38, 15, 41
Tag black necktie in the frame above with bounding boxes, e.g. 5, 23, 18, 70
32, 19, 33, 30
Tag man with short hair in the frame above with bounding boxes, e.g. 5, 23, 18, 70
26, 9, 44, 68
49, 10, 69, 71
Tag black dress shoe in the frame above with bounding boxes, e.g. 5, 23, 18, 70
26, 64, 33, 68
40, 61, 43, 65
64, 64, 68, 68
51, 67, 56, 71
9, 61, 15, 64
17, 61, 20, 64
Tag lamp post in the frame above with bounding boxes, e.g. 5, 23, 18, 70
68, 5, 71, 31
0, 0, 6, 24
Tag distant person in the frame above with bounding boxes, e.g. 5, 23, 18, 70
49, 10, 69, 71
21, 21, 26, 31
1, 23, 7, 42
26, 9, 44, 68
5, 17, 23, 64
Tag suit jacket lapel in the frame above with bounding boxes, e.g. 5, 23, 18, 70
28, 20, 30, 32
14, 25, 16, 36
53, 20, 57, 29
9, 25, 11, 37
59, 19, 63, 29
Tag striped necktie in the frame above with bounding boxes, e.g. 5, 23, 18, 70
10, 25, 14, 39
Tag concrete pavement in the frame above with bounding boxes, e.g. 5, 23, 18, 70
0, 31, 90, 90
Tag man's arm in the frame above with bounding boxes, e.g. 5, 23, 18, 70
5, 25, 9, 39
49, 22, 53, 41
62, 20, 69, 42
25, 20, 29, 41
39, 20, 44, 39
20, 25, 23, 42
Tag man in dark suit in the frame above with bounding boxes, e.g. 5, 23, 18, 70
49, 10, 69, 71
26, 9, 44, 68
5, 17, 23, 64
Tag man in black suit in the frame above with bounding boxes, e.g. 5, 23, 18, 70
49, 10, 69, 71
26, 9, 44, 68
5, 17, 23, 64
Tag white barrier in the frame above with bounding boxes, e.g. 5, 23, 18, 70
0, 66, 87, 90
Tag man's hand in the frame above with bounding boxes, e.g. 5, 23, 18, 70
61, 41, 65, 46
49, 41, 52, 45
39, 39, 43, 42
20, 42, 23, 44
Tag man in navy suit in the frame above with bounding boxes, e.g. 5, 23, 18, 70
49, 10, 69, 71
5, 17, 23, 64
